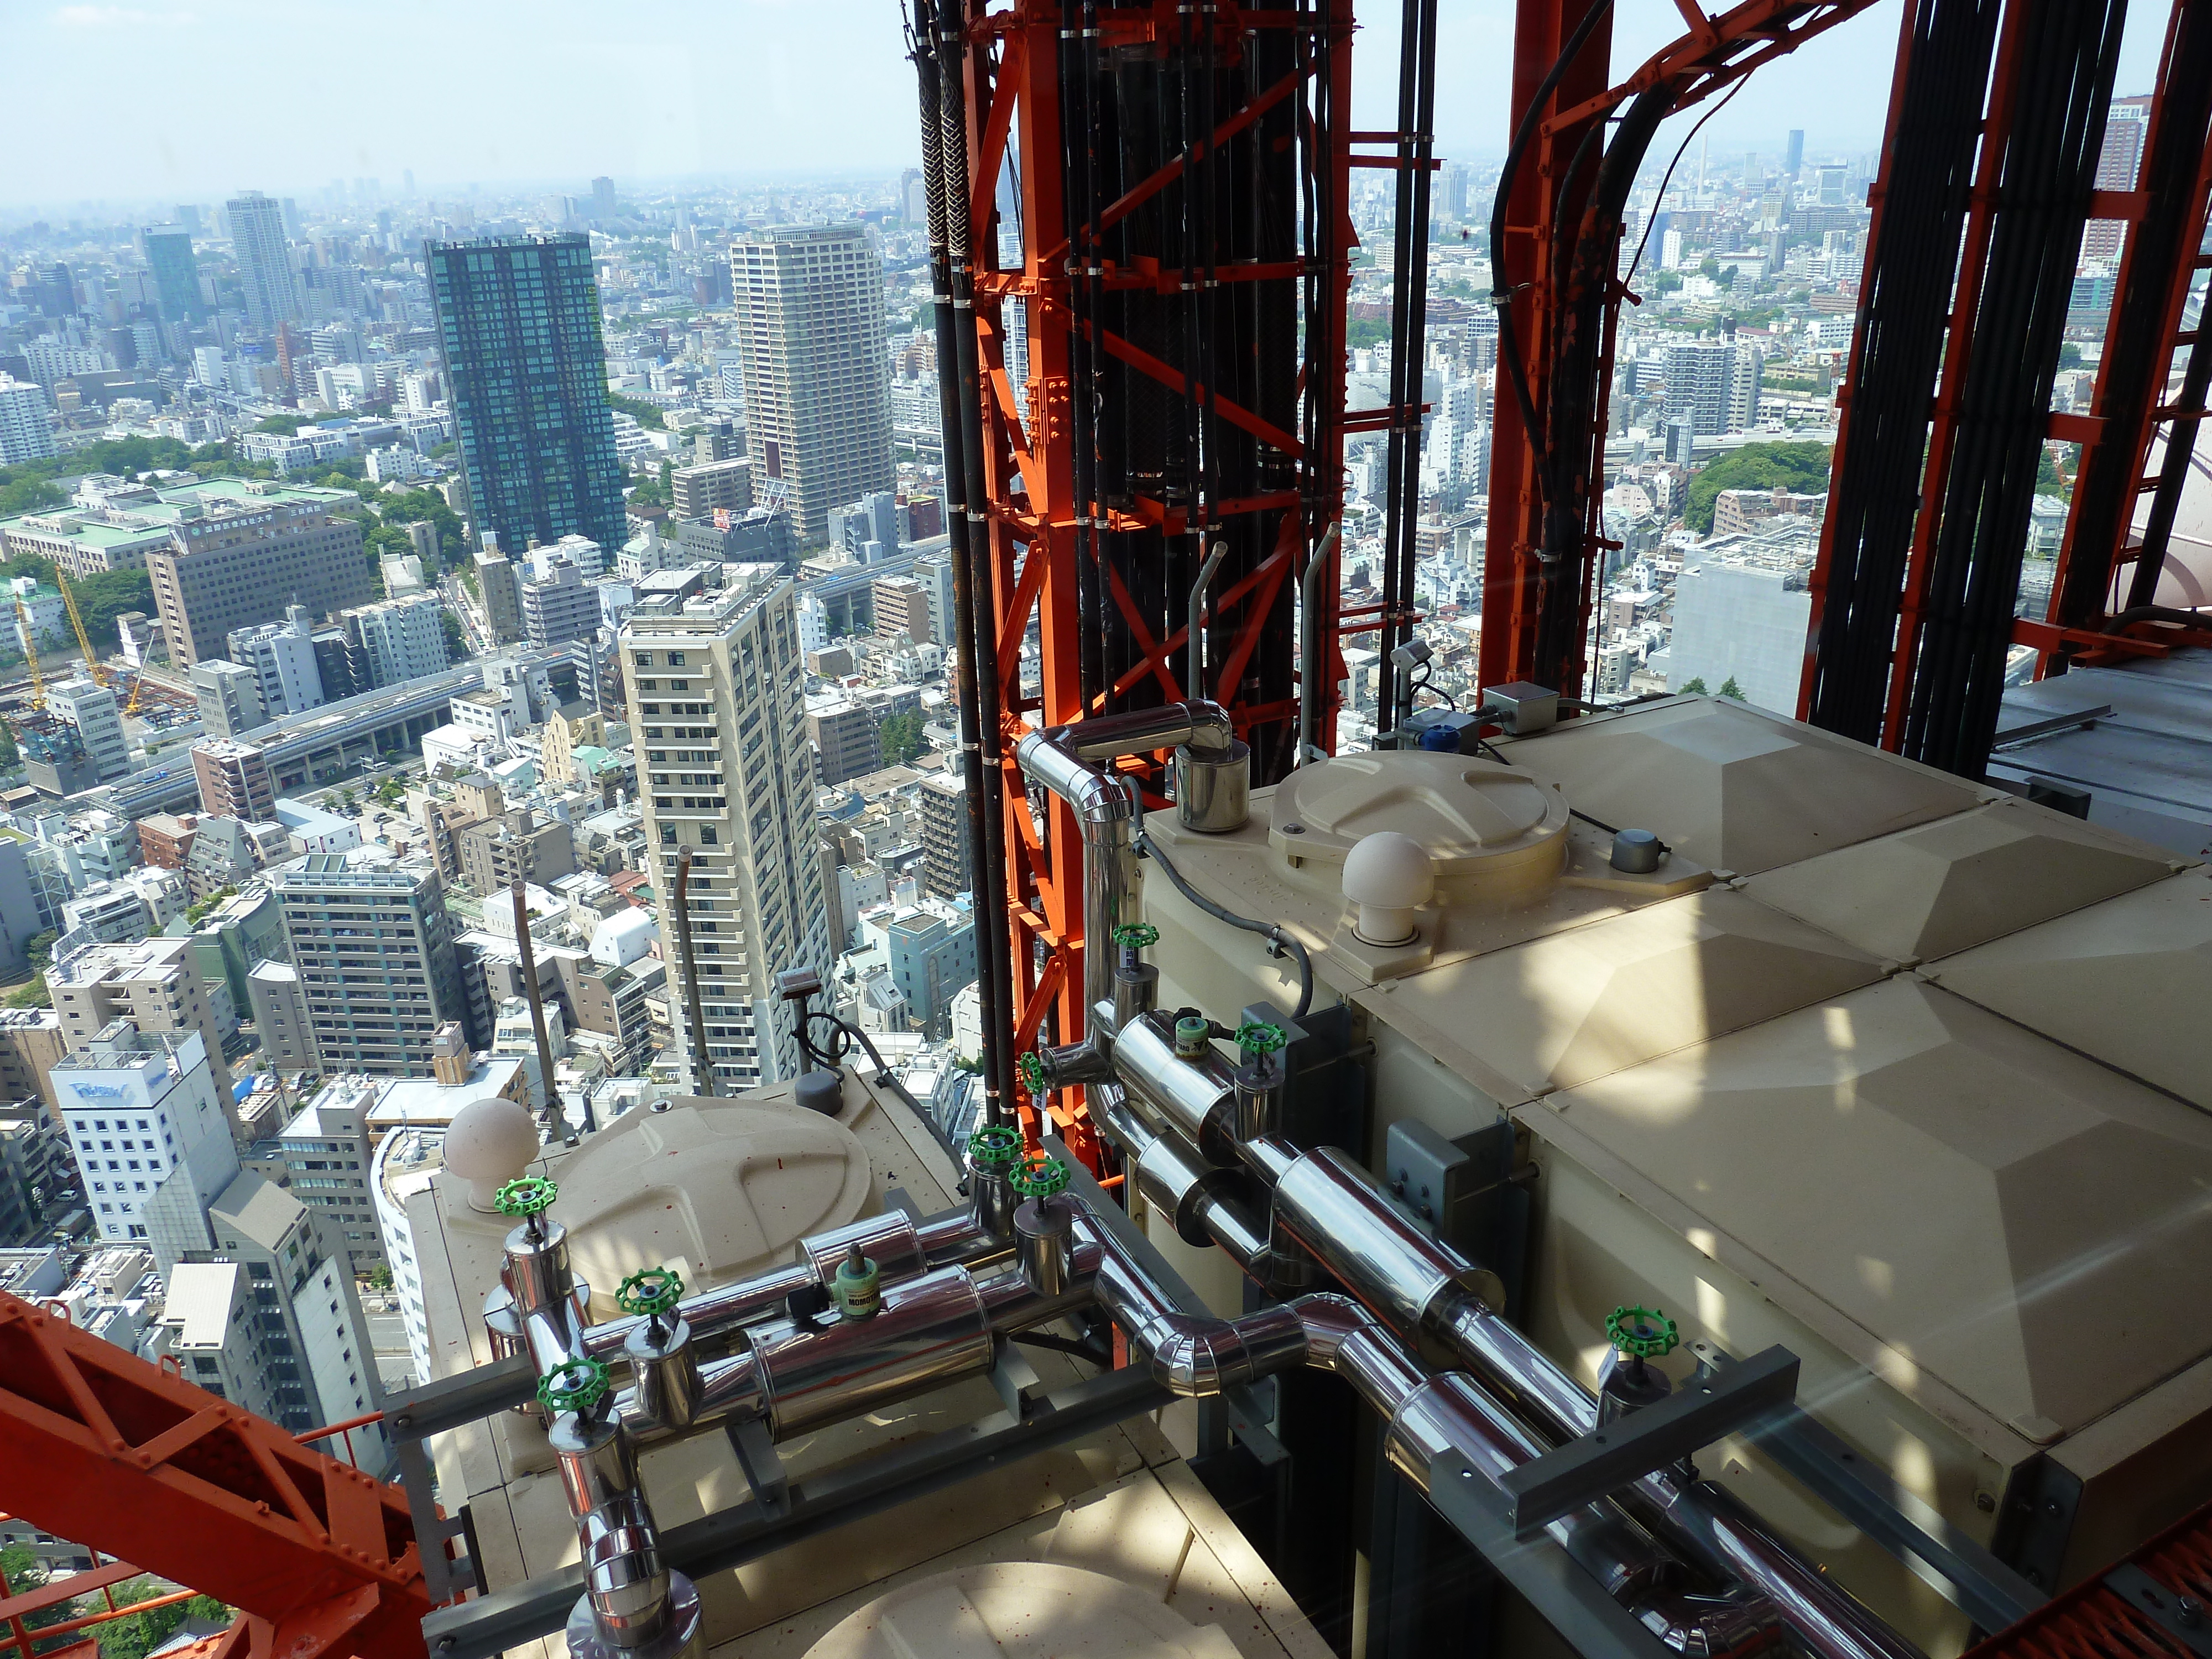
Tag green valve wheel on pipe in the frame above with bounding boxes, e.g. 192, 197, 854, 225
615, 1265, 685, 1320
1112, 923, 1160, 951
537, 1355, 611, 1416
968, 1124, 1025, 1168
1235, 1021, 1287, 1058
1018, 1050, 1049, 1098
495, 1176, 558, 1218
1008, 1151, 1071, 1201
1605, 1305, 1679, 1361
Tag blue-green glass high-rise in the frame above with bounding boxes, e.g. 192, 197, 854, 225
427, 234, 625, 557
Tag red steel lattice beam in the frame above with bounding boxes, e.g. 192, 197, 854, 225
0, 1293, 435, 1659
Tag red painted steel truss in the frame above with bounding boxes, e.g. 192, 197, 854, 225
941, 0, 1354, 1154
0, 1293, 437, 1659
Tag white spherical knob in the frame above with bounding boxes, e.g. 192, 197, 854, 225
444, 1094, 542, 1212
1342, 831, 1434, 946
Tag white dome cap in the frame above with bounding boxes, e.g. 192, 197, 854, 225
1342, 831, 1434, 946
444, 1094, 541, 1212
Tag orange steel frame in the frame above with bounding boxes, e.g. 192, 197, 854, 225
941, 0, 1354, 1156
0, 1293, 439, 1659
2037, 0, 2212, 664
1483, 0, 1882, 702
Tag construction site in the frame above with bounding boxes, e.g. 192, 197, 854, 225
4, 0, 2212, 1657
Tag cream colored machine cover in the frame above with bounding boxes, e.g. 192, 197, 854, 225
1503, 697, 1983, 874
1741, 799, 2178, 963
1357, 887, 1890, 1105
550, 1098, 874, 1319
1525, 976, 2212, 1447
800, 1563, 1241, 1659
1922, 868, 2212, 1109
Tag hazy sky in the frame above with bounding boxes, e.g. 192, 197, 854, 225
0, 0, 2169, 212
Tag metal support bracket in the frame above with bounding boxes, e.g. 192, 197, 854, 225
1740, 1399, 2044, 1631
2106, 1565, 2212, 1659
394, 1435, 473, 1608
990, 1335, 1052, 1420
1422, 1448, 1676, 1659
1498, 1347, 1802, 1538
384, 1353, 538, 1442
1992, 1453, 2083, 1593
726, 1415, 790, 1520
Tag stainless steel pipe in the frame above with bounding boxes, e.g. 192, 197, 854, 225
1112, 1010, 1241, 1165
1248, 1144, 1912, 1659
1267, 1144, 1496, 1367
1016, 700, 1241, 1062
581, 1208, 1001, 1366
547, 1407, 696, 1659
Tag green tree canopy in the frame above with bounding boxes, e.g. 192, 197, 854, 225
0, 477, 66, 516
1684, 441, 1833, 533
1718, 676, 1746, 699
69, 568, 155, 650
0, 436, 195, 497
1678, 676, 1709, 694
878, 709, 928, 767
607, 393, 666, 431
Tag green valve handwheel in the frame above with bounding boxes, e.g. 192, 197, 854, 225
1236, 1021, 1287, 1056
615, 1265, 685, 1319
968, 1124, 1025, 1167
537, 1355, 611, 1415
1009, 1151, 1070, 1200
495, 1176, 558, 1218
1018, 1050, 1049, 1097
1112, 923, 1160, 950
1605, 1305, 1679, 1361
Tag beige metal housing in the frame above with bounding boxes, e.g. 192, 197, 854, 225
1135, 694, 2207, 1656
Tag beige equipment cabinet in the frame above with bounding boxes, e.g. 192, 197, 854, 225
1135, 693, 2212, 1657
410, 1068, 1326, 1659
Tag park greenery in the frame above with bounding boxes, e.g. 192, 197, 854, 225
607, 392, 666, 431
1682, 440, 1833, 534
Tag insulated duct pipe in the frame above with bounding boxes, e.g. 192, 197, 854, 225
1016, 700, 1244, 1086
1071, 1210, 1781, 1657
545, 1389, 702, 1659
1225, 1136, 1918, 1659
1297, 522, 1342, 764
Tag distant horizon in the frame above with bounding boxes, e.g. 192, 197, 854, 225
0, 0, 2167, 218
0, 138, 1907, 227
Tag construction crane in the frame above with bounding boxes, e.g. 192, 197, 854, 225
13, 598, 45, 713
54, 568, 111, 690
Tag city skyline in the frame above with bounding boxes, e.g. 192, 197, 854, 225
14, 0, 2176, 215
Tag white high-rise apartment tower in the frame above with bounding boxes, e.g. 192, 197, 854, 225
728, 225, 893, 543
0, 378, 56, 466
226, 190, 299, 328
620, 566, 830, 1090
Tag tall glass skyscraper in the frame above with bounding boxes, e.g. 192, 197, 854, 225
427, 233, 626, 557
138, 226, 206, 332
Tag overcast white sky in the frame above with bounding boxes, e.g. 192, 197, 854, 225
0, 0, 2169, 212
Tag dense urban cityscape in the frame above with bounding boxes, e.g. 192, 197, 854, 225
0, 52, 2159, 1634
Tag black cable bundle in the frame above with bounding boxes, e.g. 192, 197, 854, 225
1804, 0, 2006, 743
